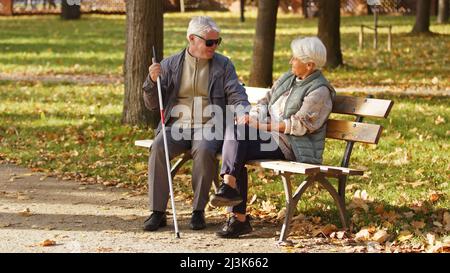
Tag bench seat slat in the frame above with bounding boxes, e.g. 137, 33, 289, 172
246, 160, 320, 175
135, 140, 154, 148
135, 140, 363, 176
326, 119, 383, 144
318, 165, 364, 176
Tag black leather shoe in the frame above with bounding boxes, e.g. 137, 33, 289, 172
190, 210, 206, 230
210, 183, 243, 207
216, 215, 252, 238
143, 211, 167, 231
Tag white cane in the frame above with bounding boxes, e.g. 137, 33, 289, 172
152, 46, 180, 239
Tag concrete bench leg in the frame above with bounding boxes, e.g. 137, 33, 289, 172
278, 173, 348, 244
279, 173, 294, 243
278, 174, 316, 243
317, 175, 348, 230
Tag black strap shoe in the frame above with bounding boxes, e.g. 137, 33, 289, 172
216, 215, 252, 238
190, 210, 206, 230
210, 183, 243, 207
143, 211, 167, 231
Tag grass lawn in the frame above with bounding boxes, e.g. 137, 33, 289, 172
0, 12, 449, 88
0, 11, 449, 250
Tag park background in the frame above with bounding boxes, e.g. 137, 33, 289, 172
0, 0, 449, 252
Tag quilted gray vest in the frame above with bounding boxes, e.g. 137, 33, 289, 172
269, 70, 336, 164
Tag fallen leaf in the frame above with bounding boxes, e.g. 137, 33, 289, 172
426, 233, 436, 246
429, 192, 440, 202
97, 247, 114, 253
348, 190, 370, 212
355, 228, 371, 242
294, 243, 305, 248
18, 208, 32, 217
119, 215, 139, 221
411, 220, 426, 230
261, 200, 276, 213
427, 243, 447, 253
345, 184, 360, 191
336, 231, 346, 239
277, 208, 286, 220
397, 230, 413, 242
434, 115, 445, 125
249, 194, 257, 205
410, 181, 426, 188
374, 204, 385, 215
292, 214, 305, 221
431, 77, 439, 85
41, 239, 56, 247
321, 224, 338, 236
372, 230, 389, 243
381, 210, 399, 222
403, 211, 415, 219
312, 228, 323, 237
360, 190, 369, 201
443, 212, 450, 231
39, 175, 49, 181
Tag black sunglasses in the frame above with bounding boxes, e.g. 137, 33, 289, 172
193, 34, 222, 47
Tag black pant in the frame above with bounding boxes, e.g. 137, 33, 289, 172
220, 124, 286, 214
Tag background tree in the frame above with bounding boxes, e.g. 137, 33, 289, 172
240, 0, 245, 22
122, 0, 163, 127
61, 0, 81, 20
437, 0, 449, 23
412, 0, 432, 33
249, 0, 279, 87
318, 0, 343, 68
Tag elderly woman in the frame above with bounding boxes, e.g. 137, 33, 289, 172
210, 37, 336, 238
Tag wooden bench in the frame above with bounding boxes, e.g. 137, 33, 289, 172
135, 87, 394, 243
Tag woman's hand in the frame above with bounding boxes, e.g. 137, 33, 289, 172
247, 116, 259, 129
236, 114, 250, 125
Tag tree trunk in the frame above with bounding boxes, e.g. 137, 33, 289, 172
437, 0, 449, 23
412, 0, 432, 33
240, 0, 245, 22
249, 0, 279, 87
61, 0, 81, 20
318, 0, 343, 69
122, 0, 163, 127
0, 0, 13, 15
302, 0, 308, 18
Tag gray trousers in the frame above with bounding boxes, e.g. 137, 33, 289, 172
148, 127, 222, 212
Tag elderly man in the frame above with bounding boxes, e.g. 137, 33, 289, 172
210, 37, 336, 238
142, 16, 249, 231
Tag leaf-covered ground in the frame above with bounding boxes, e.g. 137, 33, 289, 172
0, 12, 449, 252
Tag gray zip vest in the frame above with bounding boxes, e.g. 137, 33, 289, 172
269, 70, 336, 164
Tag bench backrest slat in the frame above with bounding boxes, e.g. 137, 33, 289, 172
332, 95, 394, 118
326, 119, 383, 144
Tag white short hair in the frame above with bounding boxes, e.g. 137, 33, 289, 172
186, 16, 221, 39
291, 37, 327, 69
